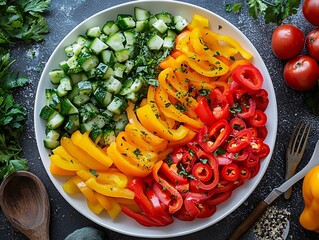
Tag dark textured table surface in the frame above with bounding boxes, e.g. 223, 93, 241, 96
1, 0, 319, 239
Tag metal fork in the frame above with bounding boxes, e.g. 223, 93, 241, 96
284, 121, 311, 199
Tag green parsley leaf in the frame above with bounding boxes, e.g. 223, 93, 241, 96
225, 3, 242, 13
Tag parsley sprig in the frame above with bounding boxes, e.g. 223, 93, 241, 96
226, 0, 301, 25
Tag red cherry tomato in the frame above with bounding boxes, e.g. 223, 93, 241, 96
271, 24, 305, 60
302, 0, 319, 26
283, 55, 319, 91
306, 29, 319, 61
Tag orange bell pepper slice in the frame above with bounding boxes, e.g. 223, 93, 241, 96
136, 104, 190, 141
155, 86, 203, 129
62, 176, 81, 194
107, 142, 153, 178
50, 154, 86, 171
50, 162, 75, 176
72, 175, 99, 205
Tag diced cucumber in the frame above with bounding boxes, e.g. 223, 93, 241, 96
115, 48, 130, 62
113, 63, 126, 78
79, 102, 99, 122
70, 72, 87, 84
47, 112, 64, 129
80, 114, 108, 133
81, 54, 99, 72
155, 12, 172, 24
135, 20, 149, 32
77, 80, 93, 96
57, 76, 72, 97
45, 89, 61, 110
99, 128, 116, 147
44, 130, 60, 149
107, 96, 127, 115
73, 94, 90, 107
64, 114, 80, 135
173, 16, 188, 32
124, 30, 136, 46
89, 37, 108, 54
134, 7, 150, 21
86, 26, 101, 38
105, 76, 122, 94
152, 19, 168, 34
102, 21, 120, 35
105, 32, 125, 51
94, 87, 113, 107
147, 33, 164, 50
119, 78, 134, 95
163, 35, 175, 49
40, 105, 56, 121
49, 69, 65, 85
89, 127, 103, 144
60, 98, 79, 115
117, 14, 136, 30
113, 113, 128, 134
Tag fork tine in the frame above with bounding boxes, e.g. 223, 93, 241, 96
292, 121, 311, 155
287, 121, 301, 154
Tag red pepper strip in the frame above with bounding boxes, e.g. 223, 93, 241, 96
231, 64, 263, 91
237, 98, 256, 119
198, 119, 231, 153
197, 204, 217, 218
214, 179, 234, 194
229, 117, 246, 135
188, 145, 219, 190
249, 160, 261, 178
171, 146, 197, 172
226, 128, 252, 153
152, 182, 171, 207
173, 205, 196, 221
209, 88, 230, 120
238, 166, 251, 181
257, 126, 268, 140
192, 162, 213, 182
258, 143, 270, 159
145, 189, 173, 225
121, 206, 163, 227
194, 96, 215, 126
253, 88, 269, 111
249, 137, 264, 154
220, 163, 240, 181
245, 153, 260, 168
205, 190, 233, 205
226, 150, 249, 161
127, 178, 167, 225
152, 161, 183, 214
249, 109, 267, 127
183, 191, 214, 218
161, 162, 188, 185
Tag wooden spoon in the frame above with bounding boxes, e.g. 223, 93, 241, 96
0, 171, 50, 240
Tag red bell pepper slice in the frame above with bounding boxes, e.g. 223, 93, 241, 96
194, 96, 215, 126
229, 117, 246, 134
192, 162, 213, 182
205, 190, 233, 205
253, 88, 269, 111
226, 128, 252, 153
248, 109, 267, 127
183, 191, 214, 218
152, 161, 183, 214
152, 182, 171, 207
197, 204, 217, 218
257, 125, 268, 140
231, 64, 263, 91
238, 166, 251, 181
145, 189, 173, 225
258, 143, 270, 159
173, 205, 196, 221
121, 206, 164, 227
198, 119, 231, 153
171, 146, 196, 172
209, 88, 230, 120
161, 162, 188, 185
244, 153, 260, 168
220, 163, 240, 181
249, 160, 261, 178
237, 98, 256, 119
226, 150, 249, 161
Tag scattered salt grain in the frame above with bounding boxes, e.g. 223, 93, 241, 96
253, 205, 290, 240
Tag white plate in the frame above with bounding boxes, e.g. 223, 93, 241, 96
34, 0, 277, 238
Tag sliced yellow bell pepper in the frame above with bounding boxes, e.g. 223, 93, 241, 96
72, 175, 99, 205
62, 176, 81, 194
50, 154, 86, 171
85, 177, 134, 199
107, 142, 153, 177
106, 197, 122, 219
95, 192, 112, 210
300, 165, 319, 233
50, 162, 75, 176
189, 13, 209, 29
60, 137, 107, 171
71, 130, 113, 169
167, 129, 197, 148
126, 101, 168, 152
136, 103, 189, 141
87, 199, 104, 215
155, 86, 203, 129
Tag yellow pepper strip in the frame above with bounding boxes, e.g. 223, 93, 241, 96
147, 86, 176, 129
71, 130, 113, 169
60, 137, 107, 171
50, 154, 86, 171
158, 68, 198, 111
201, 28, 253, 60
76, 169, 129, 189
299, 165, 319, 233
107, 142, 153, 177
124, 123, 159, 152
106, 197, 122, 219
72, 175, 99, 205
136, 103, 189, 141
189, 13, 209, 29
116, 132, 158, 159
126, 101, 168, 152
62, 176, 81, 194
87, 199, 104, 215
155, 86, 203, 129
95, 192, 112, 210
85, 177, 134, 199
167, 129, 197, 148
50, 162, 75, 176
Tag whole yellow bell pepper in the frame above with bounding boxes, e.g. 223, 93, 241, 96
300, 165, 319, 233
